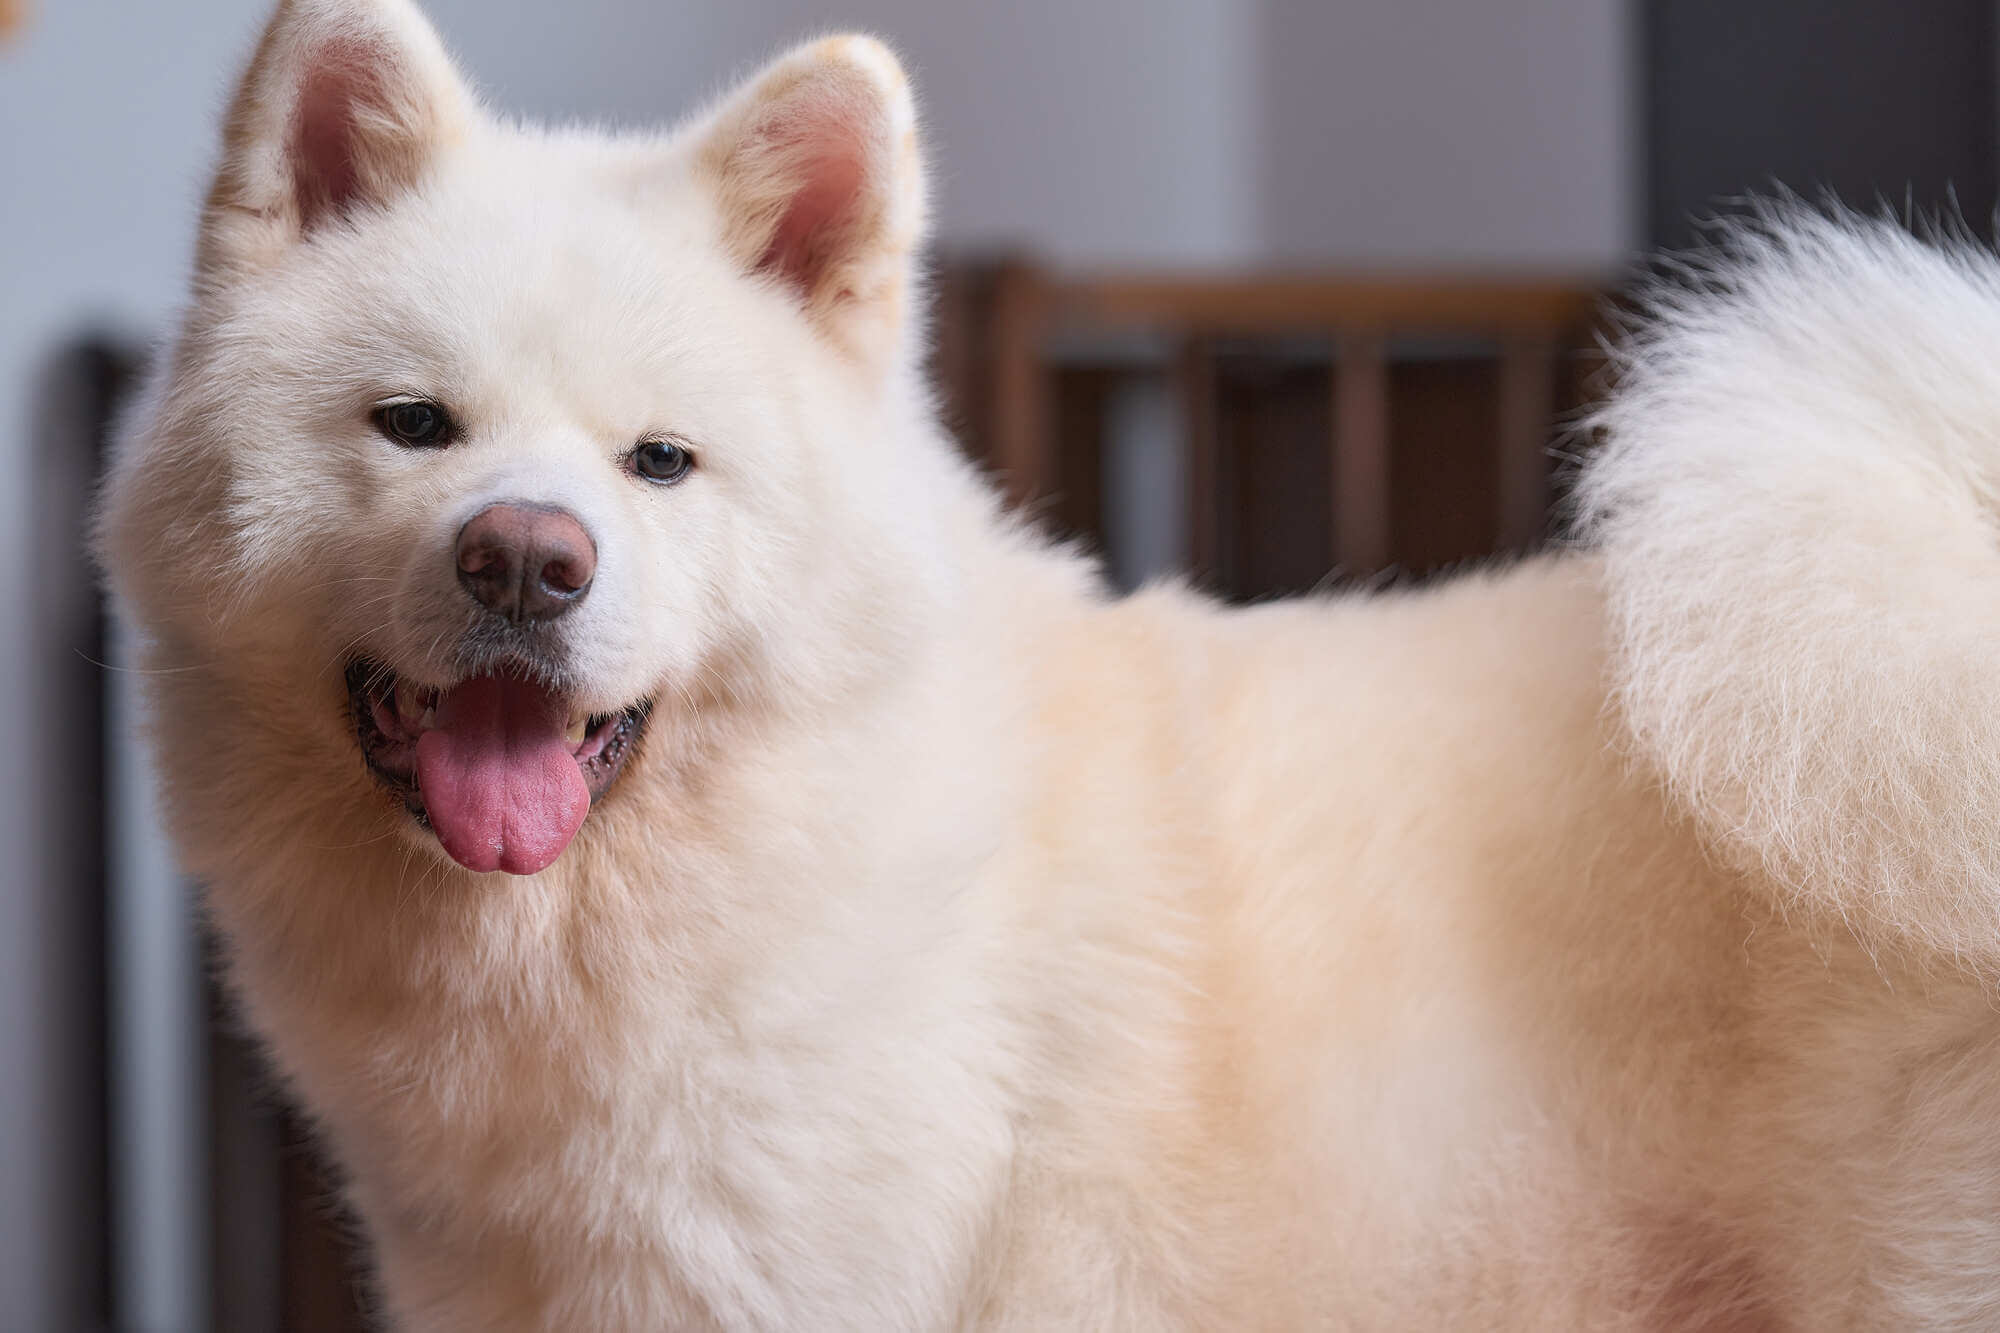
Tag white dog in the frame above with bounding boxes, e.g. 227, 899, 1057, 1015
100, 0, 2000, 1327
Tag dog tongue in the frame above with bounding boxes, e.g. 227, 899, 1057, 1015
414, 675, 588, 875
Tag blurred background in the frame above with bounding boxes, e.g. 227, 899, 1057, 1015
2, 0, 1993, 1328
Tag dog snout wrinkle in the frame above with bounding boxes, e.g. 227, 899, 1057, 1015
455, 502, 596, 624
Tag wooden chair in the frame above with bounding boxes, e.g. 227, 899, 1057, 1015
934, 261, 1608, 596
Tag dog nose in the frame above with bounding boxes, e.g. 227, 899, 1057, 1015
455, 503, 596, 623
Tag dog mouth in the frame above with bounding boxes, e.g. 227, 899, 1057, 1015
346, 658, 650, 875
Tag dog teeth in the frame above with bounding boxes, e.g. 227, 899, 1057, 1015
566, 715, 588, 746
420, 706, 436, 730
394, 680, 426, 725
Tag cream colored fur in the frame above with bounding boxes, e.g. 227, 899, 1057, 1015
98, 1, 2000, 1327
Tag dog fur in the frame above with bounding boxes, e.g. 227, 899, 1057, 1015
99, 1, 2000, 1327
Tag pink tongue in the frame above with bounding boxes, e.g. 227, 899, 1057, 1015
414, 675, 589, 875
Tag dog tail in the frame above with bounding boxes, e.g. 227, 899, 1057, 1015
1577, 204, 2000, 967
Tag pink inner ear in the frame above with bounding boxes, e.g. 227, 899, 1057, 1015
755, 109, 871, 299
289, 39, 394, 230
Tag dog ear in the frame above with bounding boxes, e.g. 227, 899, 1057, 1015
692, 36, 928, 369
198, 0, 474, 278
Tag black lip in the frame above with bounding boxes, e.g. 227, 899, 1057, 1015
343, 657, 651, 833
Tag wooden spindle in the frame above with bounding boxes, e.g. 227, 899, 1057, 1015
1177, 337, 1224, 586
1496, 336, 1557, 551
1332, 333, 1391, 572
988, 261, 1054, 509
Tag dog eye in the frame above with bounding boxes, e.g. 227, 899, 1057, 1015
373, 400, 453, 448
631, 438, 694, 485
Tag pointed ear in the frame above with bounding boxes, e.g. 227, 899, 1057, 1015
692, 36, 928, 367
198, 0, 474, 277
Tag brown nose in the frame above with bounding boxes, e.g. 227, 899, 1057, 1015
455, 503, 596, 624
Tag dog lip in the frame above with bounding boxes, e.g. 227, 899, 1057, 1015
343, 657, 652, 840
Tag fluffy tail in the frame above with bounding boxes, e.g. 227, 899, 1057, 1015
1578, 205, 2000, 968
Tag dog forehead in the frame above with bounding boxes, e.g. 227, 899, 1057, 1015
317, 143, 729, 333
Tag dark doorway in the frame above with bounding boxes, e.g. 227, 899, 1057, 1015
1645, 0, 1997, 247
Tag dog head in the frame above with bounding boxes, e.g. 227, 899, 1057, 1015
102, 0, 959, 876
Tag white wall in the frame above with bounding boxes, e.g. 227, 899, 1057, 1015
421, 0, 1263, 266
1257, 0, 1633, 267
0, 2, 1632, 1326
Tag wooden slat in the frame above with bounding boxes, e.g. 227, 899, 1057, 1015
277, 1113, 370, 1333
1047, 274, 1601, 339
1052, 367, 1110, 539
1495, 337, 1557, 550
1177, 337, 1224, 585
928, 264, 989, 466
986, 261, 1055, 508
1332, 334, 1391, 572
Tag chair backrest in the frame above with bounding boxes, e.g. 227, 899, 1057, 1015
934, 261, 1608, 595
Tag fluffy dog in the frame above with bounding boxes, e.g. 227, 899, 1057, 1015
100, 0, 2000, 1327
